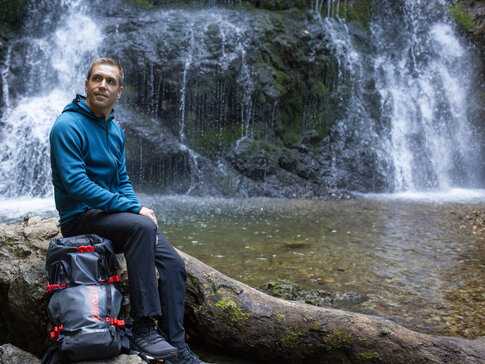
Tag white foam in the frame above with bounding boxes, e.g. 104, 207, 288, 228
361, 188, 485, 203
0, 198, 57, 223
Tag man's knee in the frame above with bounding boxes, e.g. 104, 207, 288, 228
119, 214, 158, 252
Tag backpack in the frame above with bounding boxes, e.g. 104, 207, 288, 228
42, 234, 132, 364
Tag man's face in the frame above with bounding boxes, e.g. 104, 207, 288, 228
85, 64, 123, 118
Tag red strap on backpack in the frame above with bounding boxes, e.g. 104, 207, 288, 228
46, 283, 66, 292
75, 245, 95, 253
106, 317, 125, 329
100, 275, 121, 285
50, 324, 64, 340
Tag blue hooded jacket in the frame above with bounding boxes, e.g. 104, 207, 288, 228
50, 95, 141, 226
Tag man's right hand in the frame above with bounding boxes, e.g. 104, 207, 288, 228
139, 206, 158, 228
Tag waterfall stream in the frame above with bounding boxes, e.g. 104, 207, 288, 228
0, 0, 102, 197
372, 0, 481, 191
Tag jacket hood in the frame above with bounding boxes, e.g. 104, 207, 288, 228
63, 94, 115, 124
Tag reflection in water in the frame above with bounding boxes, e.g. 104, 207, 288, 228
144, 194, 484, 339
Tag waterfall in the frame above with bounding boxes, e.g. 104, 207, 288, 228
0, 0, 482, 202
0, 0, 102, 197
372, 0, 481, 191
315, 0, 482, 192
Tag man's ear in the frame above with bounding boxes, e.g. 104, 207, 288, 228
116, 86, 123, 100
85, 79, 88, 94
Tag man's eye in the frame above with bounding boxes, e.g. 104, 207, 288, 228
108, 79, 115, 85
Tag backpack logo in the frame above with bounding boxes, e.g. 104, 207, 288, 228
88, 286, 101, 323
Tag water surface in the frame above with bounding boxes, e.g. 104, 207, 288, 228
145, 193, 485, 339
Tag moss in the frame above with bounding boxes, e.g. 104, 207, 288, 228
343, 0, 373, 29
192, 123, 242, 157
310, 321, 321, 330
0, 0, 29, 31
280, 327, 303, 346
449, 2, 475, 33
123, 0, 152, 8
320, 330, 352, 352
359, 351, 382, 361
215, 297, 251, 325
272, 310, 286, 322
243, 0, 308, 11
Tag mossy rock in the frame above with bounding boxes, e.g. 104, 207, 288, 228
227, 137, 281, 180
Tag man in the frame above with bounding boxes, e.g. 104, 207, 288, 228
50, 57, 207, 364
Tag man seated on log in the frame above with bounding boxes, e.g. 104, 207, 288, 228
49, 57, 208, 364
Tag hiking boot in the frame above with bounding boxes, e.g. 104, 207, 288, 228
164, 344, 210, 364
132, 317, 178, 360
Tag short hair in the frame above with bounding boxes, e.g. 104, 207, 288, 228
86, 57, 124, 87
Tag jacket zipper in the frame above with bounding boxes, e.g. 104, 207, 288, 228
106, 121, 118, 192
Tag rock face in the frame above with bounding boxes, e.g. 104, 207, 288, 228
0, 344, 40, 364
0, 215, 59, 356
462, 0, 485, 46
2, 0, 485, 198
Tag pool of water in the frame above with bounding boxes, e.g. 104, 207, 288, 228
145, 193, 485, 339
1, 191, 483, 339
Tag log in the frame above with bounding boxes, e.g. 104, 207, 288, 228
177, 249, 485, 364
1, 216, 483, 363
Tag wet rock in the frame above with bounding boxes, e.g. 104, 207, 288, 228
0, 343, 40, 364
228, 137, 281, 180
261, 279, 367, 307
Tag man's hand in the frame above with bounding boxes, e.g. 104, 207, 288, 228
139, 206, 158, 228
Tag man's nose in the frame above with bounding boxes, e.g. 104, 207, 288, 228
99, 79, 107, 89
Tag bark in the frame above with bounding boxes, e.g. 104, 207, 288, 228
177, 249, 485, 364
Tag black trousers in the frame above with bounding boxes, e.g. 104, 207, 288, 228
61, 208, 187, 349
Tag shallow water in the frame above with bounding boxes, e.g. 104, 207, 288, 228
145, 193, 485, 339
1, 193, 483, 339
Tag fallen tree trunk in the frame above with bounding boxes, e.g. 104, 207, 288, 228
1, 217, 484, 363
178, 249, 485, 364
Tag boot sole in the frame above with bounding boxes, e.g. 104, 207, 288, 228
132, 344, 178, 360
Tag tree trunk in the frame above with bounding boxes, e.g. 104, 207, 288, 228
177, 249, 485, 364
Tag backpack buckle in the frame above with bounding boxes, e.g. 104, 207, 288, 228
106, 317, 125, 329
50, 324, 64, 340
100, 275, 121, 285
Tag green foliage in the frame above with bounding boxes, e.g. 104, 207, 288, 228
320, 330, 352, 352
449, 2, 474, 32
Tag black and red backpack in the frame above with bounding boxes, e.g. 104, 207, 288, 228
42, 234, 132, 363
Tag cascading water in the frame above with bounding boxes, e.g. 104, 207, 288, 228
316, 0, 483, 193
0, 0, 102, 197
371, 0, 482, 191
314, 3, 392, 192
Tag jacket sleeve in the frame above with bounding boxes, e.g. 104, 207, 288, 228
50, 115, 142, 213
117, 132, 140, 205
